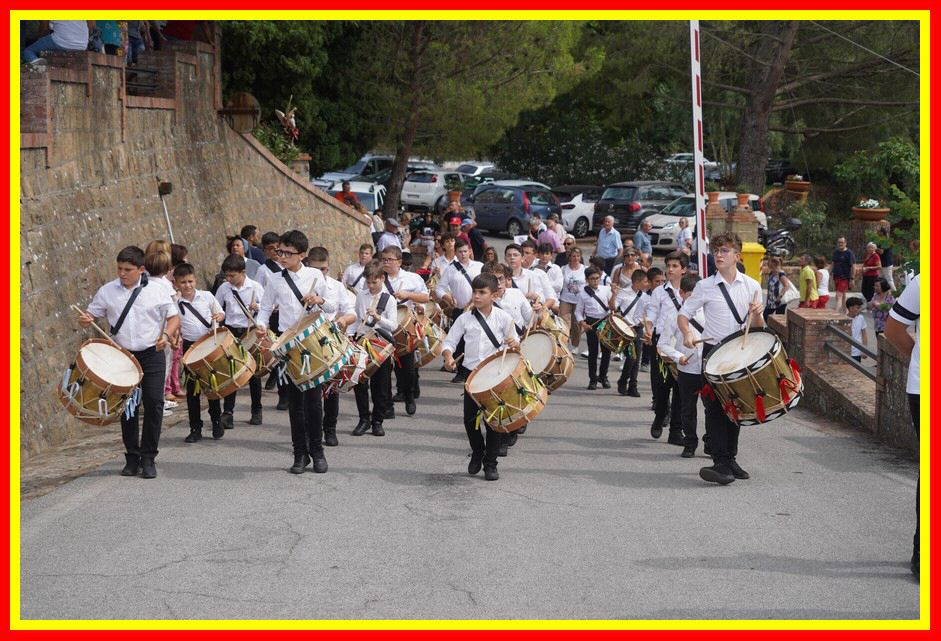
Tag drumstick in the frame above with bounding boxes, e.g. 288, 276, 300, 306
70, 304, 123, 348
231, 293, 258, 328
741, 291, 760, 350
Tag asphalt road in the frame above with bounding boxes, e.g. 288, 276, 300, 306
20, 343, 919, 621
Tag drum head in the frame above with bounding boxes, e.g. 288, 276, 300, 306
80, 342, 140, 387
397, 305, 412, 324
519, 332, 555, 373
704, 330, 777, 376
271, 311, 321, 352
240, 331, 259, 350
467, 352, 521, 394
184, 330, 229, 364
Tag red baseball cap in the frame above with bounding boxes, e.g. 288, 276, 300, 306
449, 217, 462, 225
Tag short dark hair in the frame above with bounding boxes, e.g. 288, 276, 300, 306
664, 250, 690, 269
454, 238, 469, 250
359, 243, 374, 253
504, 243, 522, 255
537, 243, 554, 254
363, 263, 384, 281
307, 246, 329, 263
222, 254, 246, 274
116, 246, 145, 267
240, 225, 257, 240
280, 230, 309, 254
846, 296, 864, 309
646, 266, 663, 281
585, 266, 602, 279
631, 269, 648, 284
481, 261, 509, 277
588, 255, 605, 270
261, 232, 281, 247
814, 255, 827, 269
171, 243, 188, 267
226, 236, 243, 253
680, 273, 700, 293
877, 278, 892, 292
710, 232, 743, 253
471, 273, 499, 293
520, 239, 537, 252
440, 233, 455, 244
173, 262, 196, 279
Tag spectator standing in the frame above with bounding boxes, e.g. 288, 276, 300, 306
867, 278, 895, 336
875, 226, 895, 290
449, 216, 470, 246
861, 242, 882, 302
798, 254, 819, 308
22, 20, 91, 65
846, 297, 868, 362
334, 181, 360, 207
241, 225, 265, 264
763, 256, 793, 320
535, 216, 563, 252
481, 246, 498, 265
814, 255, 830, 309
594, 216, 623, 275
676, 217, 693, 255
126, 20, 149, 65
632, 221, 653, 264
831, 236, 856, 313
463, 218, 487, 261
556, 237, 576, 267
560, 247, 586, 348
376, 218, 403, 253
97, 20, 127, 56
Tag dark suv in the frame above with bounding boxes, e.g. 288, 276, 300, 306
592, 181, 687, 235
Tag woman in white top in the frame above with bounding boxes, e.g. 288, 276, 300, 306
676, 217, 693, 255
559, 247, 586, 348
814, 255, 830, 309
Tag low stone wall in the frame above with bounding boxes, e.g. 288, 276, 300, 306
876, 335, 917, 453
19, 41, 370, 457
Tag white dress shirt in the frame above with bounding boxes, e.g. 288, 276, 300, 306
216, 278, 264, 329
384, 269, 428, 311
889, 273, 919, 394
376, 231, 402, 252
433, 254, 454, 275
494, 288, 533, 331
616, 288, 646, 326
322, 276, 355, 322
658, 308, 705, 375
342, 262, 369, 292
87, 275, 178, 352
560, 264, 586, 304
575, 284, 612, 322
257, 265, 334, 332
678, 271, 763, 345
253, 258, 282, 291
350, 289, 398, 337
534, 261, 564, 297
647, 281, 684, 337
442, 306, 518, 370
528, 265, 557, 304
435, 259, 483, 308
508, 269, 545, 302
177, 290, 223, 342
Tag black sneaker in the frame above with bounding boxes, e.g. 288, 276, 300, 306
587, 381, 597, 390
498, 442, 508, 457
728, 460, 750, 479
212, 420, 224, 440
323, 431, 339, 447
352, 418, 370, 436
507, 432, 519, 447
184, 428, 202, 443
451, 373, 467, 384
667, 432, 686, 446
276, 398, 289, 411
600, 378, 611, 389
221, 412, 234, 430
699, 465, 735, 485
290, 453, 311, 474
384, 406, 396, 420
311, 452, 328, 473
405, 400, 416, 416
120, 455, 140, 476
484, 466, 499, 481
371, 422, 385, 436
617, 383, 628, 396
468, 453, 483, 475
627, 388, 641, 397
392, 392, 404, 403
140, 458, 157, 479
681, 445, 696, 458
650, 420, 663, 439
249, 411, 263, 425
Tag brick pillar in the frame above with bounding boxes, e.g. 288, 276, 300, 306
705, 193, 726, 239
728, 201, 759, 243
785, 307, 851, 369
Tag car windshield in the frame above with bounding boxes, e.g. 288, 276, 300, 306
661, 197, 696, 216
342, 160, 368, 174
456, 164, 482, 174
601, 187, 637, 201
405, 172, 437, 184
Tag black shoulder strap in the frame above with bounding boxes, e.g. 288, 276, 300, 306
891, 300, 918, 322
110, 274, 148, 337
665, 286, 682, 311
377, 292, 390, 314
231, 288, 254, 318
621, 292, 642, 317
264, 258, 281, 273
179, 299, 212, 328
384, 275, 395, 295
452, 261, 473, 287
282, 269, 306, 305
716, 281, 746, 326
351, 269, 364, 288
472, 308, 502, 349
584, 286, 608, 311
492, 301, 523, 335
690, 318, 704, 333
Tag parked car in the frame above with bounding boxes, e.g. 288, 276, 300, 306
468, 184, 562, 237
592, 181, 687, 236
313, 153, 395, 189
664, 153, 733, 182
765, 158, 799, 184
644, 192, 768, 251
347, 162, 438, 191
552, 184, 603, 238
325, 181, 386, 213
400, 170, 470, 212
454, 161, 496, 176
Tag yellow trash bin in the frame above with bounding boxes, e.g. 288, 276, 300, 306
740, 242, 766, 279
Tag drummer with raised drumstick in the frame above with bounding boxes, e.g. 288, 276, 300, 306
434, 239, 483, 383
442, 273, 519, 482
677, 232, 764, 486
613, 268, 648, 397
256, 230, 336, 475
575, 266, 615, 391
77, 245, 179, 479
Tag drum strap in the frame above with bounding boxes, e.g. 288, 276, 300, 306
232, 289, 254, 319
716, 282, 746, 326
620, 292, 642, 317
282, 269, 309, 307
690, 318, 704, 333
377, 292, 390, 314
384, 275, 395, 295
110, 274, 148, 337
452, 261, 474, 287
665, 286, 682, 311
264, 258, 281, 274
493, 302, 523, 336
179, 300, 212, 328
472, 309, 502, 349
583, 286, 609, 313
351, 269, 364, 288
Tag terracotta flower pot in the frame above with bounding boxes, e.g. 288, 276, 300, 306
851, 206, 890, 222
736, 193, 750, 207
707, 191, 720, 204
448, 190, 462, 203
785, 180, 811, 193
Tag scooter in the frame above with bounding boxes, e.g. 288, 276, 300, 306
759, 217, 801, 260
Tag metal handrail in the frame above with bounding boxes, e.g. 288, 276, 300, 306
823, 322, 877, 381
825, 322, 878, 359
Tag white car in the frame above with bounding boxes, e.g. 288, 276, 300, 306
313, 153, 394, 189
455, 162, 496, 176
644, 192, 768, 251
401, 171, 469, 212
326, 181, 386, 213
553, 185, 603, 238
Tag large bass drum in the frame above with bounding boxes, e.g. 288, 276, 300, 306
519, 329, 573, 393
464, 350, 548, 433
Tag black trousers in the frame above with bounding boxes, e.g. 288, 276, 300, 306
677, 370, 703, 446
394, 349, 418, 401
617, 333, 643, 389
222, 327, 262, 414
650, 334, 681, 432
448, 308, 466, 364
862, 274, 877, 301
182, 339, 222, 430
701, 343, 740, 466
122, 347, 166, 460
354, 359, 392, 421
601, 257, 616, 276
323, 389, 339, 431
585, 316, 611, 382
286, 380, 323, 456
910, 393, 920, 565
463, 392, 501, 467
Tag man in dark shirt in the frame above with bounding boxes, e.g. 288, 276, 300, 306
875, 226, 895, 291
831, 236, 856, 313
463, 218, 487, 261
240, 225, 265, 264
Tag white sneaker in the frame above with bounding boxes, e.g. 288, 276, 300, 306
580, 349, 589, 359
613, 353, 623, 361
164, 399, 178, 410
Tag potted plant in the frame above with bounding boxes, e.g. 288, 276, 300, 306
704, 181, 721, 203
851, 197, 891, 222
784, 174, 811, 193
445, 175, 464, 204
735, 184, 751, 207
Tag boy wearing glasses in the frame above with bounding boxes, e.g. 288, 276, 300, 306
256, 230, 336, 474
678, 233, 763, 485
381, 246, 429, 416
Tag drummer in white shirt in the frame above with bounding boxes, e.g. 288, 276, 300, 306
342, 243, 375, 293
613, 268, 648, 397
520, 240, 558, 313
482, 262, 534, 335
305, 247, 357, 448
656, 274, 706, 458
434, 239, 483, 382
442, 273, 519, 482
535, 243, 564, 301
253, 231, 289, 405
575, 266, 615, 390
678, 232, 764, 486
256, 230, 336, 475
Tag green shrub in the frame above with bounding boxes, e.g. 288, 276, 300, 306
252, 121, 300, 166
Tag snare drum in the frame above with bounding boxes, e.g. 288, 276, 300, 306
415, 318, 444, 367
597, 313, 636, 354
464, 350, 548, 433
182, 328, 257, 400
537, 311, 571, 345
356, 328, 396, 380
57, 339, 143, 425
419, 300, 444, 327
519, 329, 574, 393
656, 347, 679, 381
239, 327, 278, 378
270, 311, 354, 391
393, 305, 421, 356
322, 344, 370, 395
702, 328, 803, 426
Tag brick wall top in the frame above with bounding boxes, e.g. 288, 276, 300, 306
786, 307, 846, 327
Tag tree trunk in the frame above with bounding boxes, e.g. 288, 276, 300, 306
735, 21, 800, 193
382, 22, 426, 219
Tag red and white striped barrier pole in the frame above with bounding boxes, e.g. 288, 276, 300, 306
690, 20, 708, 275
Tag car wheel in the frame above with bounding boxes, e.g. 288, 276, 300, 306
573, 217, 589, 238
434, 195, 449, 215
506, 219, 523, 237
